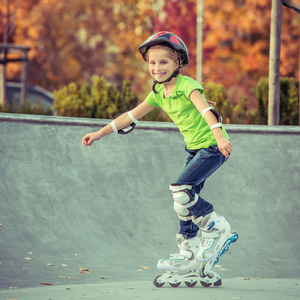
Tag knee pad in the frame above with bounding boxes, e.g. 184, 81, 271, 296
170, 184, 198, 221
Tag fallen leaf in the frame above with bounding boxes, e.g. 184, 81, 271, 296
139, 266, 150, 270
80, 267, 93, 274
28, 252, 32, 255
101, 276, 108, 279
61, 264, 68, 267
47, 263, 53, 266
25, 257, 32, 261
41, 282, 52, 286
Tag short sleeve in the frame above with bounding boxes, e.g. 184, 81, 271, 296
182, 78, 205, 100
145, 91, 160, 107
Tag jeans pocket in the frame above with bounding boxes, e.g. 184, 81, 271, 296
208, 145, 219, 153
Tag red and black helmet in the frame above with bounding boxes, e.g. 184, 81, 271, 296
138, 31, 189, 67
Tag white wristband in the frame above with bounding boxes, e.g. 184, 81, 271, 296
111, 120, 118, 133
210, 122, 223, 130
128, 111, 138, 124
202, 107, 213, 118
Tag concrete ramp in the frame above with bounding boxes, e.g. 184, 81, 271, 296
0, 113, 299, 290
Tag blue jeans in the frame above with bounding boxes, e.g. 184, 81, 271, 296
174, 145, 227, 239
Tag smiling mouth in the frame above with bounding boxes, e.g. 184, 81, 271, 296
154, 72, 166, 77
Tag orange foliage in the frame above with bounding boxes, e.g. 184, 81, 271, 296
153, 0, 299, 107
0, 0, 299, 109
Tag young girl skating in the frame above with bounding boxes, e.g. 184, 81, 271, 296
82, 32, 237, 287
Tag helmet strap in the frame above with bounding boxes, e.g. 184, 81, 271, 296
152, 69, 180, 94
152, 55, 181, 94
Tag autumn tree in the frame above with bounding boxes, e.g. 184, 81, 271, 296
154, 0, 300, 109
0, 0, 156, 93
1, 0, 299, 123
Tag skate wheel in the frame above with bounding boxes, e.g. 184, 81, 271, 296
153, 274, 164, 288
200, 272, 216, 288
185, 281, 197, 288
169, 282, 181, 287
200, 281, 212, 288
231, 231, 239, 243
214, 278, 222, 287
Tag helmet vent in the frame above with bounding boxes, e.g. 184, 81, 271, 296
170, 36, 180, 45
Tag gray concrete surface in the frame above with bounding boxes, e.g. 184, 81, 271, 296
0, 278, 299, 300
0, 113, 299, 299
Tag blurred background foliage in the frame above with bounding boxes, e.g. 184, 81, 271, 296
54, 76, 138, 119
1, 0, 299, 124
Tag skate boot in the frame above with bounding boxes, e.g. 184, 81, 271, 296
194, 211, 238, 277
157, 233, 200, 272
153, 234, 222, 288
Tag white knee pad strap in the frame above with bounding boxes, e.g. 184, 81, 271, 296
170, 184, 198, 221
170, 184, 193, 193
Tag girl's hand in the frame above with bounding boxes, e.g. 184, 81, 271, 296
82, 132, 101, 147
217, 137, 232, 159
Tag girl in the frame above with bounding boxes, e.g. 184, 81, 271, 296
82, 32, 234, 277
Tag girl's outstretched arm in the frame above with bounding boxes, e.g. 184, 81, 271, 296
189, 90, 232, 158
82, 101, 154, 147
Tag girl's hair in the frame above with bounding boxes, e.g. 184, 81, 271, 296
146, 44, 183, 70
207, 99, 216, 107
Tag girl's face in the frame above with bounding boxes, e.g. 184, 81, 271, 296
148, 48, 178, 82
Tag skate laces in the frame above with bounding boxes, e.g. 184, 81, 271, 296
168, 253, 189, 271
200, 237, 213, 248
170, 253, 186, 260
160, 254, 181, 271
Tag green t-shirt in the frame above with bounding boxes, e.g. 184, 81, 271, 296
145, 74, 229, 150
